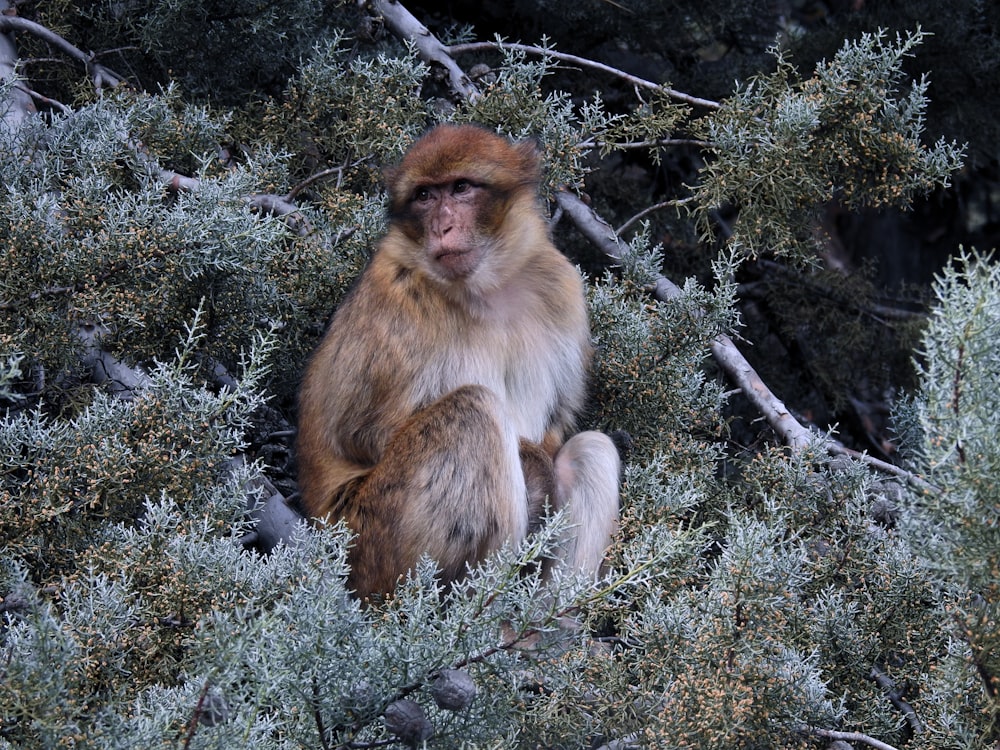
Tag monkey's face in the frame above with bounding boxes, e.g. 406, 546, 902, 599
399, 178, 504, 281
382, 124, 543, 288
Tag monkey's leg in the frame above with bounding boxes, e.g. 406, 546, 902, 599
551, 431, 621, 577
519, 439, 556, 535
346, 384, 528, 597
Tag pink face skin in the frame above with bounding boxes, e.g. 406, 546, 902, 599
410, 178, 489, 279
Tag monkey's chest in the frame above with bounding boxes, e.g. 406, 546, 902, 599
417, 333, 579, 441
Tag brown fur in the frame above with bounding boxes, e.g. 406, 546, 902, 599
296, 124, 619, 598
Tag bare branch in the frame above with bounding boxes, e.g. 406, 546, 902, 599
826, 441, 935, 492
707, 327, 817, 450
77, 322, 151, 399
287, 156, 373, 200
129, 145, 315, 235
804, 726, 900, 750
580, 137, 712, 151
17, 83, 70, 112
616, 198, 694, 236
448, 40, 720, 110
870, 665, 923, 734
557, 188, 941, 489
0, 12, 124, 89
153, 163, 201, 193
247, 194, 313, 236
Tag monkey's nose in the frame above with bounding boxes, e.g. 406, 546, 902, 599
434, 213, 455, 237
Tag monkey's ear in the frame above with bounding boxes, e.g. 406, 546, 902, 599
382, 163, 408, 215
511, 138, 543, 185
382, 163, 401, 191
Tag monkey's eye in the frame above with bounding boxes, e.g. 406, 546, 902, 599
452, 179, 472, 195
412, 186, 432, 203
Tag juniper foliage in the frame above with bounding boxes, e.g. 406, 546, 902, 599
895, 249, 1000, 747
694, 29, 965, 260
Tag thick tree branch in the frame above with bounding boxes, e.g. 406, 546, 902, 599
0, 1, 36, 132
555, 189, 815, 451
557, 189, 938, 490
365, 0, 478, 101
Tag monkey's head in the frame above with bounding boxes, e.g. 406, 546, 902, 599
382, 124, 544, 287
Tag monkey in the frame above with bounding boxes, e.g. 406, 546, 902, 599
296, 123, 620, 599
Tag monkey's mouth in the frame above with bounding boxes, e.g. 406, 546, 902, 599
435, 248, 470, 260
434, 247, 478, 276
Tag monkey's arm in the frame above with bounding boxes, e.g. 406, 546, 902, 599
296, 270, 426, 521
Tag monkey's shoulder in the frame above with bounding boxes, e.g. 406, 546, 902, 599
358, 251, 454, 316
516, 247, 589, 325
